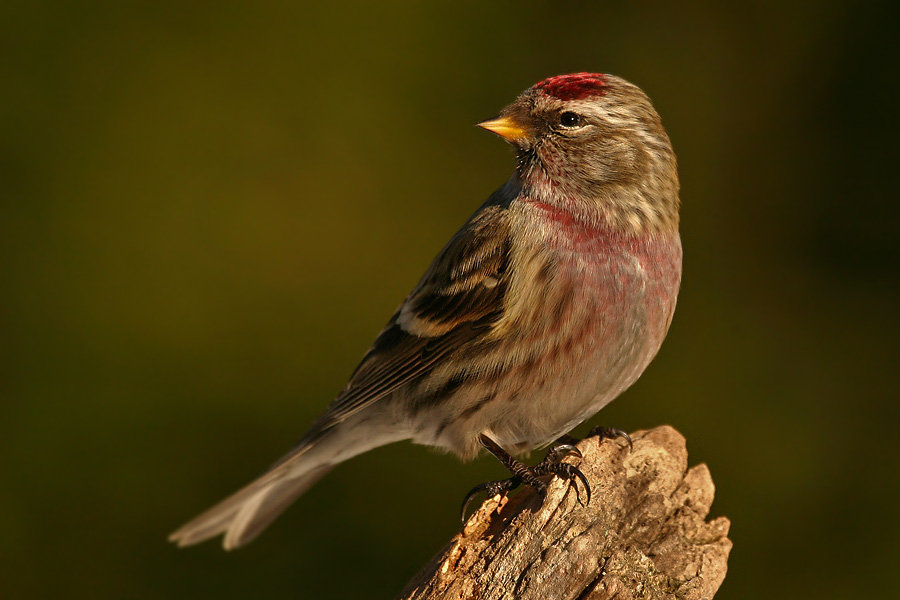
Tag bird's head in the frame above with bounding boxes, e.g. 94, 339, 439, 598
480, 73, 680, 233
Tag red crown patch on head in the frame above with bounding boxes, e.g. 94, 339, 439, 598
534, 73, 608, 101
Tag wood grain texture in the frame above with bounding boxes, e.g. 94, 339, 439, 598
397, 426, 730, 600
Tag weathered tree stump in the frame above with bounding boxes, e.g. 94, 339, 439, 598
397, 426, 731, 600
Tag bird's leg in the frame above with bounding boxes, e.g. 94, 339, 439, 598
460, 434, 590, 522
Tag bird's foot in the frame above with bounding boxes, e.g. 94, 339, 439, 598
587, 425, 634, 452
558, 426, 633, 453
459, 476, 523, 522
530, 445, 591, 506
460, 437, 590, 522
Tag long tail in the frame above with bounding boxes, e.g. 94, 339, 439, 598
169, 454, 332, 550
171, 410, 411, 549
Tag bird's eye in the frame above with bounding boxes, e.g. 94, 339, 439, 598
559, 111, 583, 128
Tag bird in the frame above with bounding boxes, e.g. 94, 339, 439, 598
169, 72, 682, 550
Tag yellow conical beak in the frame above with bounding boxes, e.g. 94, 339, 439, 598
477, 116, 528, 143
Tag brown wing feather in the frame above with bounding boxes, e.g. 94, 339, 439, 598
302, 200, 514, 439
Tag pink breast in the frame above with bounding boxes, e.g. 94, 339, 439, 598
524, 198, 682, 369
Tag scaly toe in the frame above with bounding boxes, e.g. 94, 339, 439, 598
459, 476, 522, 522
541, 443, 582, 465
589, 426, 633, 453
532, 461, 592, 506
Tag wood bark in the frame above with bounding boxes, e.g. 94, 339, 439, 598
397, 426, 731, 600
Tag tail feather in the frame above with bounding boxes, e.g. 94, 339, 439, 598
171, 412, 409, 549
169, 463, 332, 550
223, 465, 331, 549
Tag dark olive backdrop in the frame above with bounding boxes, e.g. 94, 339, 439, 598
3, 1, 898, 598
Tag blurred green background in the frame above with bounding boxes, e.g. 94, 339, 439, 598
3, 1, 898, 598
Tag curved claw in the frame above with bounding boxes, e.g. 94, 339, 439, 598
459, 484, 489, 523
616, 430, 635, 453
459, 476, 522, 522
531, 461, 592, 507
552, 463, 591, 506
543, 443, 582, 464
590, 426, 634, 453
569, 465, 591, 506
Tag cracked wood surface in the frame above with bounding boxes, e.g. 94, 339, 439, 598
397, 426, 731, 600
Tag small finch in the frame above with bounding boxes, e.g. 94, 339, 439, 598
170, 73, 682, 550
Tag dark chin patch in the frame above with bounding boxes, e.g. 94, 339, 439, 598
534, 73, 609, 101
